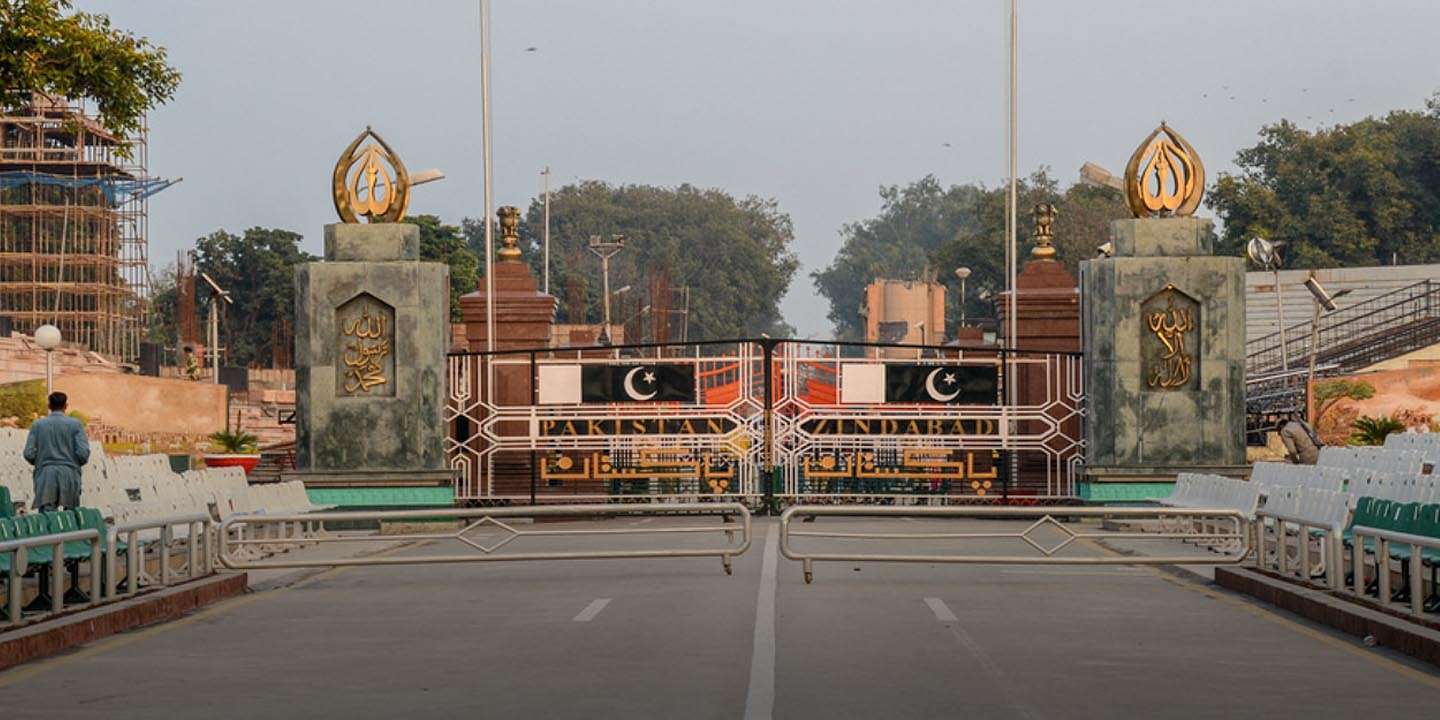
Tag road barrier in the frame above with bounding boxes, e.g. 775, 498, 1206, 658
219, 502, 752, 575
779, 505, 1251, 583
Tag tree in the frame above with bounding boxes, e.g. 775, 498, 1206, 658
1312, 378, 1375, 426
191, 227, 315, 368
1208, 97, 1440, 268
465, 181, 799, 340
815, 171, 1130, 339
0, 0, 181, 144
405, 214, 478, 322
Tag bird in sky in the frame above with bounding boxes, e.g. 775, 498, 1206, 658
525, 46, 538, 52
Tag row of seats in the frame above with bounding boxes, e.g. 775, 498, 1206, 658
1346, 497, 1440, 612
1160, 473, 1261, 517
0, 429, 327, 527
1382, 432, 1440, 456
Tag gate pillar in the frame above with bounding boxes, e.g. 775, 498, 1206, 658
1079, 124, 1248, 499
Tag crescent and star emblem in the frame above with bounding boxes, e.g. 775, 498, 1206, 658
925, 368, 961, 402
623, 367, 658, 401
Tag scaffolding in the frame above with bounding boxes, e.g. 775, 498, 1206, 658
0, 94, 175, 361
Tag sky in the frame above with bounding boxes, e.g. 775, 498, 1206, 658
86, 0, 1440, 338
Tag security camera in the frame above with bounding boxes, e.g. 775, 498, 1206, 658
1096, 242, 1114, 258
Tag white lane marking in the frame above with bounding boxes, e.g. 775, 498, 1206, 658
630, 518, 654, 526
999, 569, 1143, 577
744, 525, 779, 720
572, 598, 611, 622
925, 597, 1039, 719
924, 597, 958, 622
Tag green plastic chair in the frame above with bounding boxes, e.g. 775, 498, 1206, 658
15, 515, 54, 566
0, 518, 17, 574
0, 486, 12, 519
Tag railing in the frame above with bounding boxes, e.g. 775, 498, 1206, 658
105, 514, 213, 600
3, 530, 102, 625
779, 505, 1251, 583
219, 503, 752, 576
1349, 524, 1438, 617
1246, 280, 1440, 376
1253, 508, 1345, 592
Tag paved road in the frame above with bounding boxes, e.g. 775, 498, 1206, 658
2, 516, 1438, 719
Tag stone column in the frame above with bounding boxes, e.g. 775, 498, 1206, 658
289, 222, 454, 487
1080, 217, 1248, 490
455, 208, 559, 498
998, 204, 1082, 495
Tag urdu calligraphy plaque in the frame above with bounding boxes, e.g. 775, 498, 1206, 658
1141, 284, 1199, 392
336, 293, 396, 397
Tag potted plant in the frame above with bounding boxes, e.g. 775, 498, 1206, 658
204, 417, 261, 474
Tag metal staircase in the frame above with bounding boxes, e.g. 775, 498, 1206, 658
1244, 279, 1440, 441
1247, 279, 1440, 377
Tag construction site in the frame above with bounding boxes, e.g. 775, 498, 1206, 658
0, 93, 174, 362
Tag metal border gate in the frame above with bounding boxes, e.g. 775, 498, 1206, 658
445, 339, 1084, 506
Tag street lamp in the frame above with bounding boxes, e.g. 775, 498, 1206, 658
1302, 272, 1352, 423
587, 234, 626, 344
35, 324, 61, 394
954, 267, 971, 327
1247, 237, 1288, 371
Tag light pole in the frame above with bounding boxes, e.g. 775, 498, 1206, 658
587, 234, 625, 344
35, 324, 61, 395
954, 266, 971, 327
479, 0, 496, 352
541, 166, 552, 295
1303, 272, 1351, 423
1246, 237, 1287, 371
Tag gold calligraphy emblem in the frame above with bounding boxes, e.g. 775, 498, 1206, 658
1146, 290, 1196, 389
341, 307, 390, 393
332, 127, 411, 223
1123, 122, 1205, 219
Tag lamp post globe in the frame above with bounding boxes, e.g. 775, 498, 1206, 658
35, 324, 61, 395
34, 324, 61, 351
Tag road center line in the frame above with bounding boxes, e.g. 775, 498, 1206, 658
572, 598, 611, 622
744, 525, 778, 720
924, 597, 958, 622
925, 597, 1039, 719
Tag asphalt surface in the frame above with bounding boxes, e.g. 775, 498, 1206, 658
2, 516, 1438, 719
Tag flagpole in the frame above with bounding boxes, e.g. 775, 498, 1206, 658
1006, 0, 1018, 363
480, 0, 495, 353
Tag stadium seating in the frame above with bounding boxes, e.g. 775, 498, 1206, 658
0, 428, 328, 529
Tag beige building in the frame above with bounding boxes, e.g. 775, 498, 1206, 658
862, 279, 946, 352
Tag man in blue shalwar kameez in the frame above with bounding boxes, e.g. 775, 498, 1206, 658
23, 392, 90, 511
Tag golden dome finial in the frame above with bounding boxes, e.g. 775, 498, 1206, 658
332, 127, 412, 223
1123, 123, 1205, 219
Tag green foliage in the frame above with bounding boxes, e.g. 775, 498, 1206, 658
1312, 378, 1376, 422
66, 409, 87, 426
405, 214, 479, 322
191, 227, 316, 368
467, 181, 799, 339
1350, 414, 1405, 446
208, 427, 258, 454
0, 380, 47, 427
814, 170, 1131, 339
147, 263, 179, 346
1209, 97, 1440, 267
0, 0, 181, 147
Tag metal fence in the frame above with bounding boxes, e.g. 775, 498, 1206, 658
218, 503, 752, 575
778, 505, 1250, 583
3, 513, 212, 630
445, 339, 1084, 506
